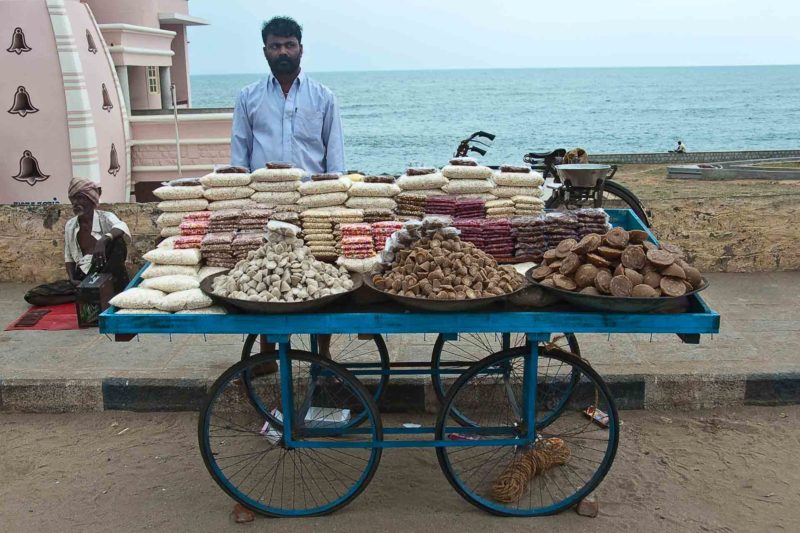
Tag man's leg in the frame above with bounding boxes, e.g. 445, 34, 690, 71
100, 238, 130, 294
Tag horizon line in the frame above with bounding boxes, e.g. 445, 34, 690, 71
190, 62, 800, 77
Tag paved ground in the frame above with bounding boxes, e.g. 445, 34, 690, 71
1, 272, 799, 412
1, 406, 797, 532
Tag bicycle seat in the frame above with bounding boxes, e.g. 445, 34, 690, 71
525, 149, 567, 159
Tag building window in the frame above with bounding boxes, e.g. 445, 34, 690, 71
147, 66, 160, 94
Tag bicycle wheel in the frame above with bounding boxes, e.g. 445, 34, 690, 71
545, 180, 650, 227
198, 351, 383, 517
241, 334, 390, 424
436, 347, 619, 516
430, 333, 580, 427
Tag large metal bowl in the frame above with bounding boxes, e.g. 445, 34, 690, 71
524, 268, 709, 313
200, 271, 363, 314
555, 164, 612, 188
363, 273, 527, 312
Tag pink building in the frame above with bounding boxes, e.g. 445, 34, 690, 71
0, 0, 233, 205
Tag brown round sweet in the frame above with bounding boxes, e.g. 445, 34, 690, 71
556, 239, 578, 258
543, 249, 559, 262
629, 230, 650, 244
575, 264, 599, 288
266, 161, 293, 169
621, 245, 647, 270
632, 284, 659, 298
530, 265, 553, 281
660, 263, 686, 279
580, 286, 601, 296
624, 268, 644, 286
559, 252, 583, 276
586, 253, 611, 268
548, 260, 563, 270
643, 241, 658, 253
647, 249, 675, 267
604, 227, 630, 248
540, 278, 556, 288
643, 271, 662, 289
595, 269, 612, 294
684, 280, 695, 293
553, 274, 577, 291
614, 263, 626, 277
660, 276, 687, 297
610, 275, 633, 297
684, 266, 703, 288
660, 242, 685, 258
598, 246, 623, 260
571, 233, 602, 255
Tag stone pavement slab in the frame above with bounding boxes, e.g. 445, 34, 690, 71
0, 273, 798, 412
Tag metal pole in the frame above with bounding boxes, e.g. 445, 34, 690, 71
171, 83, 182, 177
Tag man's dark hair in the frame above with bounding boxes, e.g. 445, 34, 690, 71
261, 16, 302, 45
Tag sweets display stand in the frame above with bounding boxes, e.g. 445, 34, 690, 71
101, 209, 720, 518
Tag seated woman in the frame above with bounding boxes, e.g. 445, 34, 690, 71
24, 178, 131, 306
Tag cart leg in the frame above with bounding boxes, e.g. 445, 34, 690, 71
277, 341, 295, 445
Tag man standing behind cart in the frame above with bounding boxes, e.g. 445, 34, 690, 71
230, 16, 344, 367
230, 16, 346, 176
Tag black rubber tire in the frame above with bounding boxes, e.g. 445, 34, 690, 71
198, 350, 383, 517
435, 346, 619, 516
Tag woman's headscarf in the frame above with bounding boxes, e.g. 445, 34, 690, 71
68, 178, 101, 206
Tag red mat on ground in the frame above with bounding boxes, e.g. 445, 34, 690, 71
5, 303, 80, 331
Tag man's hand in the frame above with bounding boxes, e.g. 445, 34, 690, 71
69, 278, 81, 287
92, 236, 109, 266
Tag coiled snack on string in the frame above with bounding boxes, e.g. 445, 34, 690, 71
491, 437, 571, 503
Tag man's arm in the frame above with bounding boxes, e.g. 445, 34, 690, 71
321, 94, 346, 174
231, 90, 253, 170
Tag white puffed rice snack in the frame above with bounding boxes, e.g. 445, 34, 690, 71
110, 288, 166, 309
153, 185, 205, 201
143, 248, 202, 266
140, 274, 200, 293
200, 173, 252, 187
157, 199, 209, 212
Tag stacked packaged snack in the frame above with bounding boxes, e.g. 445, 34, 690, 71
329, 208, 365, 254
492, 165, 545, 216
249, 162, 303, 210
237, 207, 272, 233
397, 167, 448, 197
441, 158, 493, 198
484, 199, 515, 219
340, 223, 375, 259
425, 195, 457, 216
300, 209, 337, 261
453, 219, 485, 249
298, 174, 350, 211
345, 176, 400, 212
200, 166, 255, 212
512, 216, 547, 261
363, 208, 395, 223
232, 233, 267, 262
396, 192, 427, 219
154, 191, 209, 238
544, 212, 579, 247
371, 220, 403, 251
455, 198, 486, 218
207, 210, 240, 234
201, 232, 236, 269
481, 219, 515, 258
576, 208, 611, 238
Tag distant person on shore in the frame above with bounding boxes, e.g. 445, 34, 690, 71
24, 179, 131, 307
671, 140, 687, 153
230, 16, 345, 176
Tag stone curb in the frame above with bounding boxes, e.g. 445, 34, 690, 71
0, 373, 798, 413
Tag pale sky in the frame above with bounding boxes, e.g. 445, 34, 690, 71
186, 0, 799, 74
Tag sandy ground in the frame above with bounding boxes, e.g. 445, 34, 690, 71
1, 407, 798, 533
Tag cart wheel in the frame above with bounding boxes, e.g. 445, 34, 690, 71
241, 334, 390, 427
431, 333, 580, 427
435, 347, 618, 516
199, 350, 383, 517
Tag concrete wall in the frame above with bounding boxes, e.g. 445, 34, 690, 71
590, 150, 800, 165
1, 195, 798, 283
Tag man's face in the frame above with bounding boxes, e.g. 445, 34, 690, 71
71, 195, 94, 217
263, 34, 302, 75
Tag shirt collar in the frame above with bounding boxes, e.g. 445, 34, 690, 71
70, 211, 102, 236
267, 69, 305, 91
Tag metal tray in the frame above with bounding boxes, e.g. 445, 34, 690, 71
200, 271, 363, 314
363, 273, 527, 312
524, 268, 709, 313
555, 164, 612, 188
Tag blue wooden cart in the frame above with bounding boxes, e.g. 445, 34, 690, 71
100, 210, 720, 517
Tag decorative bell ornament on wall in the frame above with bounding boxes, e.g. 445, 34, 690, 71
86, 29, 97, 54
8, 86, 38, 117
6, 27, 31, 54
101, 83, 113, 111
108, 143, 120, 176
11, 150, 50, 186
